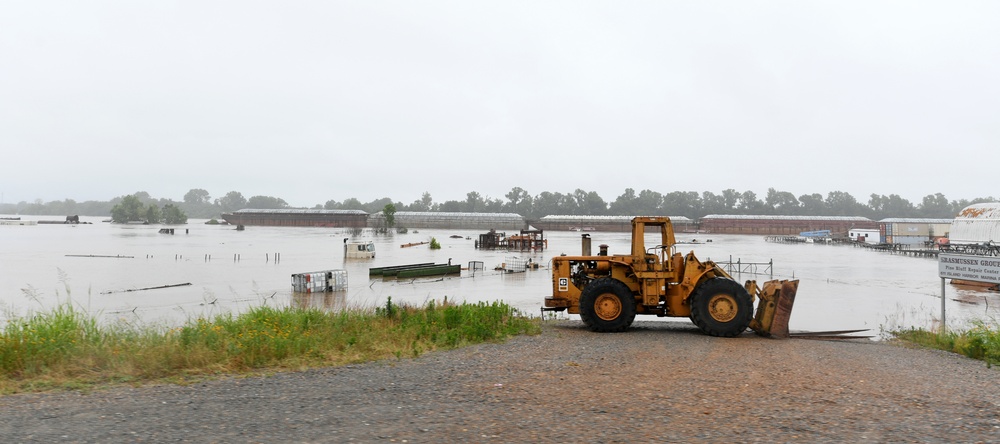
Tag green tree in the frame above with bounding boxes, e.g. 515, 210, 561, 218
661, 191, 699, 218
557, 192, 580, 215
918, 193, 953, 218
532, 191, 563, 218
610, 188, 639, 215
216, 191, 247, 213
132, 191, 154, 205
484, 196, 505, 212
721, 189, 741, 212
162, 204, 188, 224
382, 203, 397, 228
765, 188, 800, 215
406, 192, 434, 212
183, 189, 211, 205
737, 191, 763, 212
504, 187, 532, 216
465, 191, 485, 212
868, 194, 915, 219
798, 193, 827, 215
145, 205, 162, 224
246, 195, 288, 209
574, 189, 608, 215
701, 191, 726, 215
825, 191, 863, 216
364, 197, 395, 214
110, 194, 145, 223
340, 198, 365, 211
636, 189, 665, 215
438, 199, 463, 212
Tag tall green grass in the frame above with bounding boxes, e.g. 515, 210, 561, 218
0, 299, 540, 393
892, 320, 1000, 367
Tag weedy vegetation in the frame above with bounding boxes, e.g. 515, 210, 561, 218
892, 320, 1000, 367
0, 298, 540, 394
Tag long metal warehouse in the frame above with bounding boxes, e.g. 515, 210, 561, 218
699, 215, 877, 235
221, 209, 369, 227
368, 211, 527, 230
532, 215, 695, 232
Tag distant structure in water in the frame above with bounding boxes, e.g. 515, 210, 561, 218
221, 209, 368, 228
221, 209, 527, 230
368, 211, 526, 230
531, 215, 694, 232
698, 215, 877, 236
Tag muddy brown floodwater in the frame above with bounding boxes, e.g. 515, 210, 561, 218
2, 215, 998, 336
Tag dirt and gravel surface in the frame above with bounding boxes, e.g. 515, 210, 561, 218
1, 320, 999, 443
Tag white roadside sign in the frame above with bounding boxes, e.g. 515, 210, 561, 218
938, 253, 1000, 284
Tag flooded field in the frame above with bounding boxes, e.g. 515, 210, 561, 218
2, 215, 999, 337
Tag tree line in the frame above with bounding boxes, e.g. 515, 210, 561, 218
325, 188, 995, 220
3, 187, 995, 221
109, 194, 188, 224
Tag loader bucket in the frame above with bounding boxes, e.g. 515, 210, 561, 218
749, 279, 799, 338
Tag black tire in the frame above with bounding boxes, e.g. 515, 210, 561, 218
690, 278, 753, 337
579, 278, 636, 332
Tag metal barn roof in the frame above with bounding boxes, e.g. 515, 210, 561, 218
701, 215, 872, 221
233, 208, 368, 215
539, 215, 693, 223
879, 218, 954, 224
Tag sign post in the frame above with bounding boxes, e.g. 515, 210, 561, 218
938, 253, 1000, 332
941, 277, 946, 332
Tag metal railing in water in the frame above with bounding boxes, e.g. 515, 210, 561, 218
715, 256, 773, 279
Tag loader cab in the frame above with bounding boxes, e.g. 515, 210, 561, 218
630, 217, 677, 272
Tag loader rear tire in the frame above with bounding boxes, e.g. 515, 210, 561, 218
690, 278, 752, 337
579, 278, 636, 332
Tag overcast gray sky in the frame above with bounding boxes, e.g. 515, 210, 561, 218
2, 1, 997, 208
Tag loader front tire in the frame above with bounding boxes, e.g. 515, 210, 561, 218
690, 278, 752, 337
579, 278, 636, 332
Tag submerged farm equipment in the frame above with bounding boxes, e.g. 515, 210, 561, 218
543, 217, 798, 337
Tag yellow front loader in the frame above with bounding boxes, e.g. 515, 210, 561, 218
542, 217, 797, 337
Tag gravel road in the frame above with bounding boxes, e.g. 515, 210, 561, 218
1, 320, 998, 443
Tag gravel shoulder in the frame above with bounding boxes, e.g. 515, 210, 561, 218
1, 320, 998, 443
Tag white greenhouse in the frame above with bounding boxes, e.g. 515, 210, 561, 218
949, 203, 1000, 245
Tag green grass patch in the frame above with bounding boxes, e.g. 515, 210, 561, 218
0, 299, 540, 394
892, 320, 1000, 367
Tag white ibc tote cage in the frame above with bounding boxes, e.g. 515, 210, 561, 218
291, 270, 348, 293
